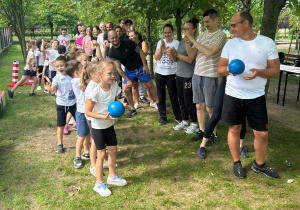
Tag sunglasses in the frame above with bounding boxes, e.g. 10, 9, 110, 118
230, 19, 246, 28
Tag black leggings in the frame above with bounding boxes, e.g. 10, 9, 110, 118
203, 77, 246, 139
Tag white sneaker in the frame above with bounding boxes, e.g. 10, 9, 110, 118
37, 86, 42, 90
90, 166, 96, 177
134, 103, 140, 109
107, 174, 127, 186
150, 102, 158, 109
103, 161, 117, 169
69, 118, 74, 125
173, 122, 189, 131
185, 124, 199, 134
93, 181, 112, 197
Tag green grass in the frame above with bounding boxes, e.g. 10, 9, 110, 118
0, 44, 300, 209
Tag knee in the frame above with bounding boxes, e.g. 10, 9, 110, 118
253, 130, 268, 140
108, 146, 117, 155
196, 103, 205, 110
206, 107, 213, 115
144, 81, 153, 90
229, 125, 242, 135
97, 150, 106, 160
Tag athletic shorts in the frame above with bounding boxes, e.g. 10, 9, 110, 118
23, 69, 37, 77
49, 70, 57, 82
37, 66, 43, 78
75, 111, 90, 137
192, 75, 218, 107
86, 119, 93, 139
221, 94, 268, 131
56, 104, 76, 127
123, 66, 152, 84
91, 125, 117, 150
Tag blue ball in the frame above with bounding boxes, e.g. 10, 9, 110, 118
108, 101, 125, 118
228, 59, 245, 75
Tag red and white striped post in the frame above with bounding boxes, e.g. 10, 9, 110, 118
7, 61, 23, 87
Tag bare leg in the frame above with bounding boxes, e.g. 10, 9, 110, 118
253, 130, 268, 164
11, 75, 28, 92
76, 136, 85, 157
240, 139, 244, 147
228, 124, 242, 162
124, 84, 135, 110
30, 76, 37, 94
107, 146, 117, 177
196, 103, 205, 131
132, 82, 139, 104
83, 133, 91, 154
90, 139, 97, 168
96, 149, 106, 183
143, 80, 158, 104
57, 126, 64, 145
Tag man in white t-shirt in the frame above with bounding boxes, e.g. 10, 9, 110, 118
218, 11, 280, 179
184, 9, 227, 144
57, 28, 71, 53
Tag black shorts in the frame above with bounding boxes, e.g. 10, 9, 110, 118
37, 66, 43, 78
56, 104, 76, 127
221, 94, 268, 131
49, 70, 57, 82
23, 69, 37, 77
91, 125, 117, 150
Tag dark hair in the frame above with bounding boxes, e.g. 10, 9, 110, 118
58, 45, 66, 54
65, 60, 80, 78
106, 21, 114, 27
240, 11, 253, 27
93, 26, 100, 31
56, 55, 68, 63
61, 28, 67, 31
125, 20, 133, 25
203, 9, 219, 19
187, 17, 199, 30
36, 39, 42, 49
76, 24, 83, 35
119, 19, 125, 23
129, 30, 143, 41
163, 24, 174, 32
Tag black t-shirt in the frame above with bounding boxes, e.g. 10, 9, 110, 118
108, 39, 143, 71
92, 36, 97, 57
119, 34, 127, 40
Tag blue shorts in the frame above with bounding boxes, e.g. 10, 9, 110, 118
123, 66, 152, 84
75, 111, 90, 137
23, 69, 37, 77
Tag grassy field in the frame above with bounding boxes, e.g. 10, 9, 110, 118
0, 44, 299, 209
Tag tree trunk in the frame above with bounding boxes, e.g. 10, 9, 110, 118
146, 18, 154, 77
175, 10, 182, 41
237, 0, 252, 11
260, 0, 286, 98
50, 22, 53, 40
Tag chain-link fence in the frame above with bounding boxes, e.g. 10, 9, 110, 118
0, 27, 13, 54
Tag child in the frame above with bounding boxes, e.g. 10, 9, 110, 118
41, 39, 60, 82
35, 39, 44, 90
65, 60, 91, 168
42, 56, 50, 93
86, 58, 127, 197
77, 53, 89, 68
82, 26, 93, 59
57, 28, 71, 53
8, 40, 38, 98
46, 56, 77, 153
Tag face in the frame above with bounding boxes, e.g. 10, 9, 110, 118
125, 23, 132, 32
163, 27, 173, 41
115, 28, 123, 37
203, 16, 218, 32
93, 28, 99, 36
119, 20, 125, 29
77, 21, 82, 25
99, 64, 116, 84
129, 32, 136, 41
80, 29, 85, 35
32, 43, 37, 50
80, 57, 88, 67
183, 23, 196, 36
86, 27, 91, 35
230, 13, 245, 38
100, 25, 107, 33
55, 61, 66, 74
52, 41, 59, 49
78, 25, 82, 31
106, 23, 113, 31
108, 31, 120, 46
61, 30, 67, 36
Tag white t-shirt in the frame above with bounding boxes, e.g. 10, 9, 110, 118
46, 49, 59, 71
85, 80, 98, 121
71, 78, 86, 113
221, 35, 279, 99
57, 35, 70, 52
86, 82, 121, 129
97, 33, 104, 52
35, 50, 44, 66
155, 39, 179, 75
24, 50, 36, 71
52, 74, 76, 106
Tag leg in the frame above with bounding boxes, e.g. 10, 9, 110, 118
11, 75, 28, 92
57, 126, 64, 145
206, 106, 215, 135
107, 146, 117, 177
166, 75, 182, 121
176, 76, 189, 122
253, 130, 268, 164
143, 80, 158, 104
155, 73, 167, 120
96, 149, 106, 183
228, 124, 242, 162
90, 139, 97, 168
30, 76, 37, 94
83, 133, 91, 154
124, 83, 135, 110
196, 103, 206, 131
132, 82, 140, 104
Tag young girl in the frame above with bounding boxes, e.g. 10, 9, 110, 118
64, 60, 91, 168
35, 39, 45, 90
46, 56, 77, 153
74, 27, 86, 49
82, 26, 93, 59
86, 58, 127, 197
8, 40, 38, 98
41, 39, 60, 82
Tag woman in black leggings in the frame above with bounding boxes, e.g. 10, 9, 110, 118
197, 76, 249, 159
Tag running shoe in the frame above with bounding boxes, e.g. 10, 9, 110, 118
233, 161, 245, 179
197, 147, 206, 159
185, 124, 199, 134
74, 157, 83, 169
56, 144, 64, 153
240, 146, 249, 158
7, 90, 14, 99
93, 181, 112, 197
107, 174, 127, 186
126, 109, 137, 118
173, 122, 189, 130
191, 130, 204, 142
251, 161, 279, 179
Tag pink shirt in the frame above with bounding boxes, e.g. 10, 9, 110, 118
84, 36, 93, 56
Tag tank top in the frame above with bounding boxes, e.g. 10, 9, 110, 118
84, 36, 93, 56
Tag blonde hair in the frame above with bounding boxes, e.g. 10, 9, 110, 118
50, 39, 59, 46
26, 40, 36, 49
76, 53, 89, 62
99, 22, 106, 29
80, 60, 99, 91
79, 27, 85, 32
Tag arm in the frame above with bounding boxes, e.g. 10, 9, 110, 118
67, 38, 70, 49
82, 37, 86, 50
113, 61, 133, 86
137, 46, 149, 74
102, 40, 110, 58
41, 39, 46, 52
36, 56, 39, 71
154, 40, 165, 61
141, 41, 148, 56
169, 47, 196, 64
45, 83, 57, 95
91, 40, 97, 50
85, 99, 116, 120
244, 59, 280, 80
94, 42, 102, 59
218, 57, 230, 77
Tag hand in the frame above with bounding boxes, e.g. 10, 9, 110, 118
184, 35, 190, 43
103, 40, 110, 49
244, 68, 258, 80
122, 102, 127, 108
45, 82, 51, 91
161, 39, 166, 51
143, 65, 150, 74
104, 113, 117, 120
166, 47, 177, 57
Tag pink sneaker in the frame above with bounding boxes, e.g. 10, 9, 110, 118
72, 122, 77, 130
63, 125, 69, 134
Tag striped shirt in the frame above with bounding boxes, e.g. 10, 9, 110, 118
194, 29, 227, 77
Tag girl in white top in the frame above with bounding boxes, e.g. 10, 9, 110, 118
8, 40, 38, 98
57, 28, 71, 53
41, 39, 60, 81
86, 58, 127, 197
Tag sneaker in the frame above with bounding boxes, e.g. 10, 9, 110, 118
117, 92, 123, 99
103, 161, 118, 169
126, 109, 137, 118
240, 146, 249, 158
185, 124, 199, 134
140, 97, 150, 104
123, 98, 129, 105
44, 89, 48, 93
206, 133, 218, 147
197, 147, 206, 159
29, 93, 37, 96
74, 157, 83, 169
63, 125, 69, 135
56, 144, 64, 153
69, 118, 74, 125
134, 103, 140, 109
93, 181, 112, 197
251, 161, 279, 179
81, 153, 90, 160
233, 161, 245, 179
149, 102, 158, 109
37, 86, 42, 90
72, 123, 77, 130
90, 166, 96, 177
173, 122, 189, 131
7, 90, 14, 99
191, 130, 204, 142
107, 174, 127, 186
158, 118, 167, 125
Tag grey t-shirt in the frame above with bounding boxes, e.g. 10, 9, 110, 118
176, 40, 195, 78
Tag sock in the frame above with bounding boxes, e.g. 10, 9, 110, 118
256, 161, 264, 167
234, 160, 241, 165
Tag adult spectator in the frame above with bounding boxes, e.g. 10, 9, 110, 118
218, 11, 280, 179
97, 22, 107, 52
74, 20, 83, 36
57, 28, 71, 53
119, 19, 126, 33
125, 20, 133, 39
103, 22, 114, 41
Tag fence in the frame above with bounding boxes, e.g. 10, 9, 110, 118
21, 27, 75, 39
0, 27, 13, 54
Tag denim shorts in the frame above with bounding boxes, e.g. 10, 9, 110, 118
75, 111, 90, 137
